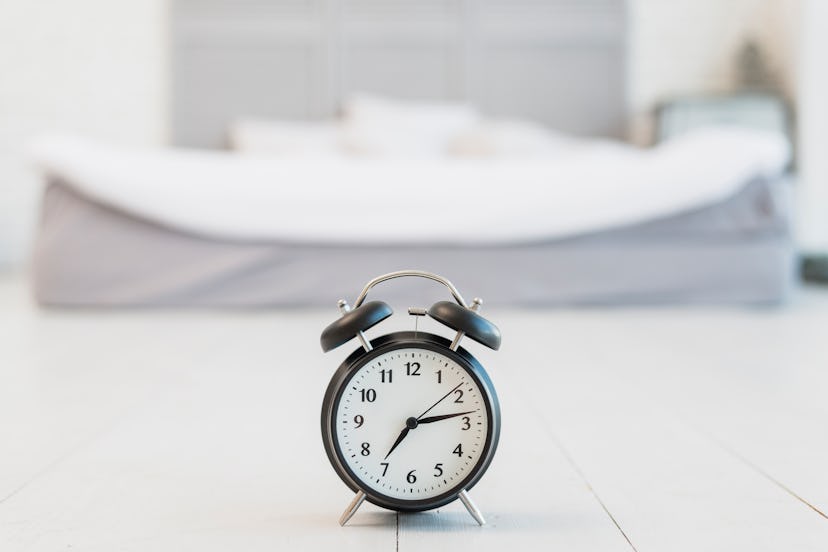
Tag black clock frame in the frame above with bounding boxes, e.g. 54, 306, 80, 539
321, 331, 501, 513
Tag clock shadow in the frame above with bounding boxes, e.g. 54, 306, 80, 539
345, 510, 398, 528
398, 510, 569, 532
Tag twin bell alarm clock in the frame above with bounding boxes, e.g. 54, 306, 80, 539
320, 270, 502, 526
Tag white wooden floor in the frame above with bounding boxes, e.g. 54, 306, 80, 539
1, 275, 827, 551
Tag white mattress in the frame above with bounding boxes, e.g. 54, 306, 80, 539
29, 128, 790, 245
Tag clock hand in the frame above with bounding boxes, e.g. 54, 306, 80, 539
384, 383, 466, 460
383, 416, 418, 460
417, 410, 477, 425
383, 427, 409, 460
416, 382, 463, 420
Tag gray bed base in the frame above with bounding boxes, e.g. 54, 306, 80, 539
32, 179, 796, 307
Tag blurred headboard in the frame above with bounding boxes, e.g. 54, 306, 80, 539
172, 0, 627, 148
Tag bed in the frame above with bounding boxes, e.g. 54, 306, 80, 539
28, 1, 795, 307
30, 128, 795, 307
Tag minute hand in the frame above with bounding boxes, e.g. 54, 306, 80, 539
416, 382, 463, 420
417, 410, 477, 424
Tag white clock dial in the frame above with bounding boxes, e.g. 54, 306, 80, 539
334, 347, 489, 501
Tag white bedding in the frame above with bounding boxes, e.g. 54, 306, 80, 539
29, 128, 789, 245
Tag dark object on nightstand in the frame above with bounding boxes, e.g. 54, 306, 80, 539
801, 255, 828, 285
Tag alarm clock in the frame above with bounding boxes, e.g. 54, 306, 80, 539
320, 270, 501, 526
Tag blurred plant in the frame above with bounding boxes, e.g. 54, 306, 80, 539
736, 38, 779, 92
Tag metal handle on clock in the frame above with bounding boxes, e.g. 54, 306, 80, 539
352, 270, 468, 309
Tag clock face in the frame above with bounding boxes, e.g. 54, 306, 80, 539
327, 338, 496, 508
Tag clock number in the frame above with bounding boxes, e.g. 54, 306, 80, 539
453, 389, 464, 403
380, 369, 393, 383
381, 462, 389, 476
361, 442, 371, 456
436, 370, 442, 384
453, 443, 463, 457
405, 362, 421, 376
433, 463, 443, 477
406, 470, 417, 484
461, 416, 470, 430
359, 388, 377, 402
354, 415, 364, 428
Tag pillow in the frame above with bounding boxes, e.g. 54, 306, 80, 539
447, 119, 580, 158
228, 119, 343, 157
341, 94, 480, 157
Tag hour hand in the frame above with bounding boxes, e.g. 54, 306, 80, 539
384, 426, 410, 460
417, 410, 477, 424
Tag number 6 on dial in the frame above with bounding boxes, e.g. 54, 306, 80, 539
320, 271, 501, 527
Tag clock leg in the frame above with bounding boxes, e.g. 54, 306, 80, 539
338, 490, 366, 526
458, 489, 486, 526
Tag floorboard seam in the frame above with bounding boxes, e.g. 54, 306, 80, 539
516, 379, 639, 551
703, 430, 828, 521
547, 428, 640, 552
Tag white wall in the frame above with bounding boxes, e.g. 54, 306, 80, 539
0, 0, 169, 268
797, 0, 828, 251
